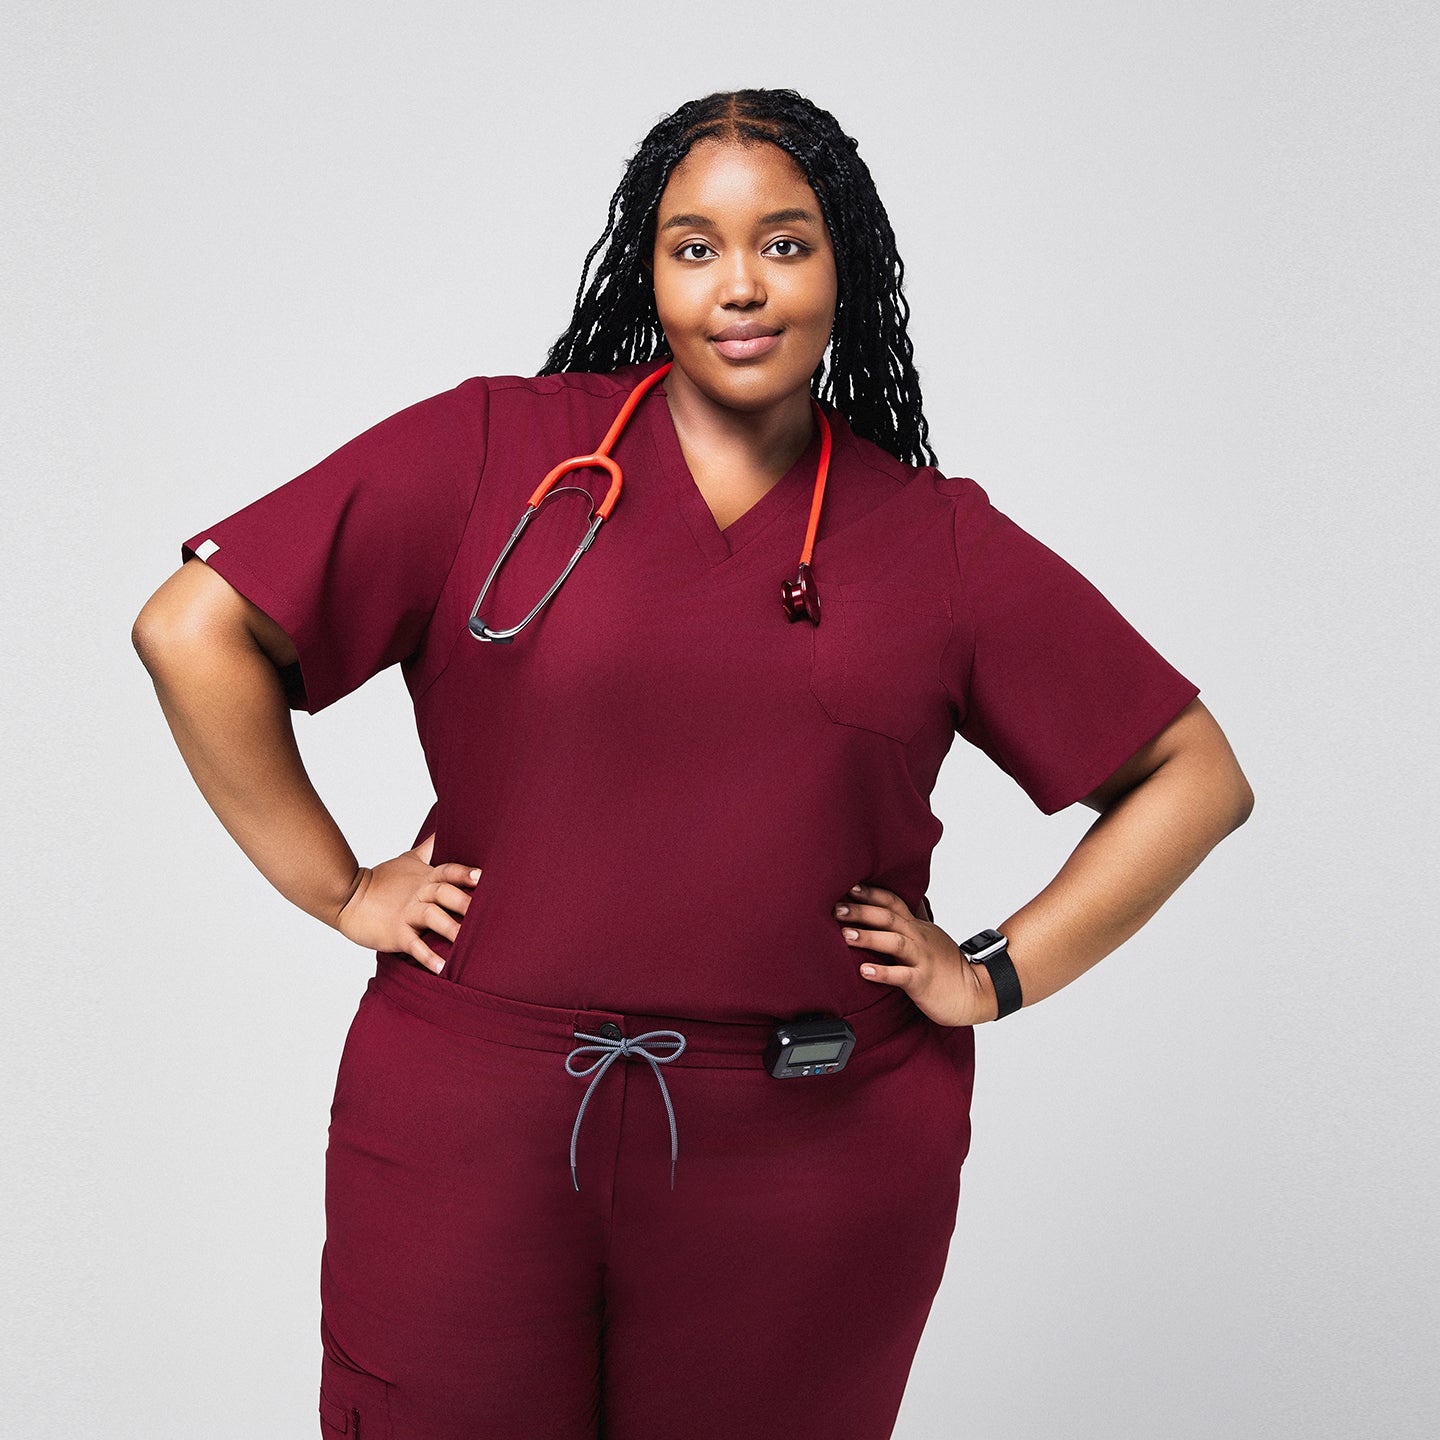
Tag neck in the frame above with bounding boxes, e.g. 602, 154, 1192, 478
661, 365, 815, 479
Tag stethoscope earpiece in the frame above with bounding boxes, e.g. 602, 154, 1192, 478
468, 616, 515, 643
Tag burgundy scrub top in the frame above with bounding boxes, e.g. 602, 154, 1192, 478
181, 360, 1200, 1024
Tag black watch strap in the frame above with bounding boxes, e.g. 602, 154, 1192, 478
977, 947, 1023, 1020
959, 929, 1024, 1020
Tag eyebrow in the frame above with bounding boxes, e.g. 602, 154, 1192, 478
657, 207, 821, 233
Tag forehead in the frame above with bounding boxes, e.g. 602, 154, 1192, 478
657, 138, 820, 218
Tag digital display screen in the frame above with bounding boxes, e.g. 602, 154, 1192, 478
789, 1040, 844, 1064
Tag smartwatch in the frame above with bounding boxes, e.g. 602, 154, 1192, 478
959, 928, 1023, 1020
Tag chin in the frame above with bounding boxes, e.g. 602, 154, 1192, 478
683, 356, 820, 413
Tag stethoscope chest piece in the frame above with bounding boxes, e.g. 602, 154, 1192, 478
781, 561, 821, 625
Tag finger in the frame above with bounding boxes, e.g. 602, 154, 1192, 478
847, 882, 902, 911
838, 925, 905, 959
420, 902, 462, 943
864, 886, 915, 920
406, 935, 445, 973
414, 832, 437, 865
436, 862, 482, 888
429, 881, 474, 918
857, 957, 911, 987
833, 900, 904, 929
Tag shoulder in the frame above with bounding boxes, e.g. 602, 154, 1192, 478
478, 364, 657, 400
824, 407, 917, 488
447, 363, 665, 439
826, 406, 990, 512
472, 363, 663, 410
825, 406, 996, 548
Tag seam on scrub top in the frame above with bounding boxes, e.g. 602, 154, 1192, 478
803, 421, 909, 548
484, 371, 637, 402
954, 503, 1039, 794
841, 427, 916, 490
941, 480, 985, 737
406, 379, 496, 707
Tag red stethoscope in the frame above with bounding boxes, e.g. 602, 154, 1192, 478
468, 361, 832, 643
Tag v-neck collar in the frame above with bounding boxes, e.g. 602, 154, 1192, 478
643, 380, 823, 567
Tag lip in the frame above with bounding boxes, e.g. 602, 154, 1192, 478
710, 328, 782, 361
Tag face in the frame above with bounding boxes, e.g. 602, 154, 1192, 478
649, 139, 838, 417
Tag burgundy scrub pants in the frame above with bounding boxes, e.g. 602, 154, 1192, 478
319, 954, 975, 1439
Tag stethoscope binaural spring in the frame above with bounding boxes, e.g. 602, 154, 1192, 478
467, 361, 833, 643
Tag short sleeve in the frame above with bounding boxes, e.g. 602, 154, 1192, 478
943, 476, 1201, 814
180, 378, 489, 713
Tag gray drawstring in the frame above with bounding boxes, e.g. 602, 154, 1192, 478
566, 1028, 687, 1191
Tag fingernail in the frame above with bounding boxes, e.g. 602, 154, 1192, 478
843, 929, 859, 940
469, 869, 481, 881
835, 905, 849, 916
851, 884, 864, 894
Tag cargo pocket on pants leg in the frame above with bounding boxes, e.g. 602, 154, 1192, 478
319, 1353, 393, 1438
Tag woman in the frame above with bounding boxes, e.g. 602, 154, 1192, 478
133, 88, 1253, 1440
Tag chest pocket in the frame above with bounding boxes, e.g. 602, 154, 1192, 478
808, 581, 953, 745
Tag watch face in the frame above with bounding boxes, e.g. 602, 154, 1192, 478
961, 929, 1006, 961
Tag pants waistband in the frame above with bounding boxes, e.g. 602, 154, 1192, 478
369, 953, 923, 1070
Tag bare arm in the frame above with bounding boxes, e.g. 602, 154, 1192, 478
837, 698, 1255, 1024
132, 558, 477, 970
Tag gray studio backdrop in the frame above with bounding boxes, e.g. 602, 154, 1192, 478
5, 1, 1436, 1436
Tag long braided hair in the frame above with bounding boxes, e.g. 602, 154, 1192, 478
539, 89, 937, 469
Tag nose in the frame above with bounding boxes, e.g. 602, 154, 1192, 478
718, 250, 766, 307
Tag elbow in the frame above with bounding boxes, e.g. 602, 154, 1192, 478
1230, 773, 1256, 830
133, 559, 241, 675
131, 595, 199, 677
1191, 706, 1257, 833
1158, 739, 1254, 838
1214, 753, 1255, 833
134, 558, 294, 680
132, 581, 225, 679
131, 600, 168, 675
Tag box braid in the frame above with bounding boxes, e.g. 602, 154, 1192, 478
539, 89, 938, 469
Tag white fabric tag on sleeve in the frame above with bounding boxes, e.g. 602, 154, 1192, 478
195, 538, 220, 561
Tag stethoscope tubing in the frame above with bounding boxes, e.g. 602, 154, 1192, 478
468, 359, 832, 642
469, 365, 671, 643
